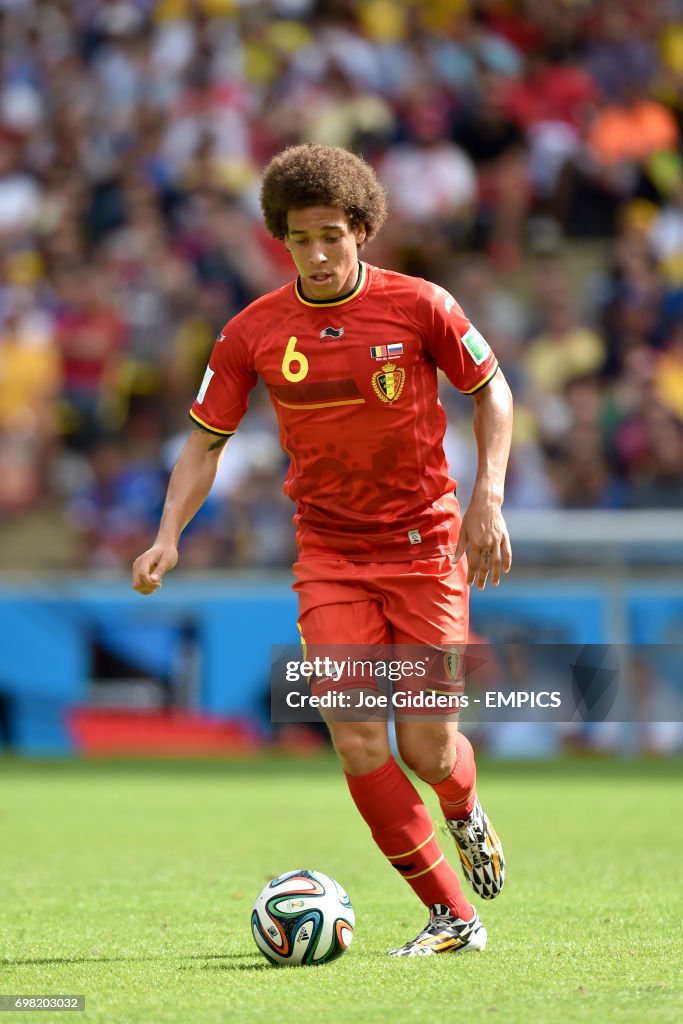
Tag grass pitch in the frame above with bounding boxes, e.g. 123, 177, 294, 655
1, 755, 681, 1024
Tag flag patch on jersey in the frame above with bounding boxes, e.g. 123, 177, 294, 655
462, 325, 491, 366
370, 343, 403, 360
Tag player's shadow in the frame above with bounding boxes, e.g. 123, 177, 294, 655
196, 959, 272, 972
0, 953, 266, 971
182, 954, 270, 971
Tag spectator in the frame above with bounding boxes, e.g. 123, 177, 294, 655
456, 69, 529, 269
654, 322, 683, 423
0, 289, 61, 513
52, 264, 128, 448
586, 80, 679, 195
625, 406, 683, 509
523, 294, 606, 396
67, 434, 166, 570
379, 88, 478, 254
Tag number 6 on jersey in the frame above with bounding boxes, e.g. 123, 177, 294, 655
282, 336, 309, 382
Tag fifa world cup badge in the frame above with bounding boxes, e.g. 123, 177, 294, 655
372, 362, 405, 403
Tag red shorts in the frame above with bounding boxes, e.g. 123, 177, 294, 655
292, 555, 468, 717
293, 553, 469, 646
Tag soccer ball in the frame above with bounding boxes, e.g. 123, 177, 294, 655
251, 869, 354, 966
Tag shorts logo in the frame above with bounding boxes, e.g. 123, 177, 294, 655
372, 362, 405, 403
320, 326, 345, 341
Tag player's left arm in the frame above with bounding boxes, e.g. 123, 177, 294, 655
453, 370, 513, 590
417, 279, 513, 587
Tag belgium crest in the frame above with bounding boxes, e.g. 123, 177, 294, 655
372, 362, 405, 403
443, 649, 462, 681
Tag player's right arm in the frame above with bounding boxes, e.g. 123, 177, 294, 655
133, 310, 258, 594
132, 426, 229, 595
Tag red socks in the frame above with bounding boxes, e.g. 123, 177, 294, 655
345, 756, 473, 920
430, 731, 477, 820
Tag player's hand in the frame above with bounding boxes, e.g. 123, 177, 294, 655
132, 543, 178, 595
453, 497, 512, 590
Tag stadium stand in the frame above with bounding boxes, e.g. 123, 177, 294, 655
0, 0, 682, 573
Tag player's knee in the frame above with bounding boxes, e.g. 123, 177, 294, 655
398, 734, 454, 783
331, 724, 390, 776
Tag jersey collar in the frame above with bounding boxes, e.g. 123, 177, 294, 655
295, 261, 367, 307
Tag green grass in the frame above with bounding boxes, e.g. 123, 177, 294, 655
1, 756, 681, 1024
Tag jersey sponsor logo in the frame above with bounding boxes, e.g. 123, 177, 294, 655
272, 377, 361, 404
320, 326, 345, 340
372, 362, 405, 403
462, 325, 491, 365
196, 365, 214, 404
370, 343, 404, 360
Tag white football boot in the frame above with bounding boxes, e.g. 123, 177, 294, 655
387, 904, 487, 957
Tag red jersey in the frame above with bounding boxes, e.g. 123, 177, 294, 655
190, 262, 498, 561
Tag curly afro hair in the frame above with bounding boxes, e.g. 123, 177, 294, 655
260, 144, 388, 243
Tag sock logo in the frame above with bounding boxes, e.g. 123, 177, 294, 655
392, 862, 416, 873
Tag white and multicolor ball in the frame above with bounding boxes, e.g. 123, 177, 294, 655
251, 869, 354, 966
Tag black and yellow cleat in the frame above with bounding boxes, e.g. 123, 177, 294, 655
445, 796, 505, 900
386, 904, 487, 958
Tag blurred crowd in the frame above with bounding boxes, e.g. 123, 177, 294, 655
1, 0, 683, 571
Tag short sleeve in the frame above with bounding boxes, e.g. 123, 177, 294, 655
189, 316, 257, 435
418, 281, 498, 394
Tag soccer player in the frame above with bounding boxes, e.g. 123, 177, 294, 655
132, 144, 513, 957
